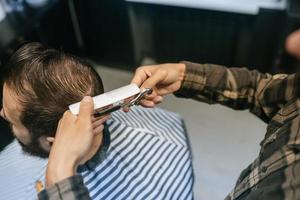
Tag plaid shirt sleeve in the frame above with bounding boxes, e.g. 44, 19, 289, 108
38, 175, 91, 200
174, 61, 298, 123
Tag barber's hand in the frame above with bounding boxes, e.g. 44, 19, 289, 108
131, 63, 186, 107
45, 96, 109, 187
286, 29, 300, 59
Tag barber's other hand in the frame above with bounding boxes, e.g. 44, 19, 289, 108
45, 96, 109, 187
131, 63, 186, 107
286, 29, 300, 59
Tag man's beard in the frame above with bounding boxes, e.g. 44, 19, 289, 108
16, 138, 49, 158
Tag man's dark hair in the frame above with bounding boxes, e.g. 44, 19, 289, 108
3, 42, 104, 157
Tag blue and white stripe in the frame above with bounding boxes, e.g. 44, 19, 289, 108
81, 107, 194, 200
0, 107, 194, 200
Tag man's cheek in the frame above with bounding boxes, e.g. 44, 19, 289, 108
12, 127, 31, 144
17, 139, 49, 158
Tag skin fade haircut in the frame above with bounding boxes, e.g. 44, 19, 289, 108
3, 42, 104, 158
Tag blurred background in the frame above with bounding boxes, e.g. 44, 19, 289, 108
0, 0, 299, 199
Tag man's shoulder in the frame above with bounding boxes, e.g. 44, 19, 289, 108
0, 140, 47, 199
128, 106, 183, 120
109, 107, 187, 146
112, 106, 183, 127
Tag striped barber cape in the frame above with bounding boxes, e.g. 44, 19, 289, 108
0, 107, 194, 200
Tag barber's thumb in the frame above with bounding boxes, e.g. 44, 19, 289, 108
78, 96, 94, 120
140, 70, 165, 90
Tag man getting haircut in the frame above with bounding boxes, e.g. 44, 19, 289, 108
0, 42, 194, 199
1, 42, 103, 158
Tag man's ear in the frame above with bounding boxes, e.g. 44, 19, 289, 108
38, 136, 54, 152
46, 137, 55, 144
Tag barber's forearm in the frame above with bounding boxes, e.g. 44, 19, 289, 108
45, 158, 76, 187
38, 175, 91, 200
41, 159, 88, 199
175, 61, 270, 110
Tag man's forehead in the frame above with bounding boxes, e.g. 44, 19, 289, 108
2, 84, 21, 120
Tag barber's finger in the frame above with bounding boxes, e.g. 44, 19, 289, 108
92, 114, 110, 123
92, 115, 110, 129
54, 116, 64, 137
145, 93, 157, 99
57, 117, 63, 129
93, 125, 104, 135
123, 107, 130, 113
61, 110, 76, 124
153, 96, 164, 104
78, 96, 94, 123
139, 99, 155, 108
131, 67, 150, 87
140, 68, 167, 90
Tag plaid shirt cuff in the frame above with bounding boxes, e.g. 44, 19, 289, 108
38, 175, 90, 200
174, 61, 206, 98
